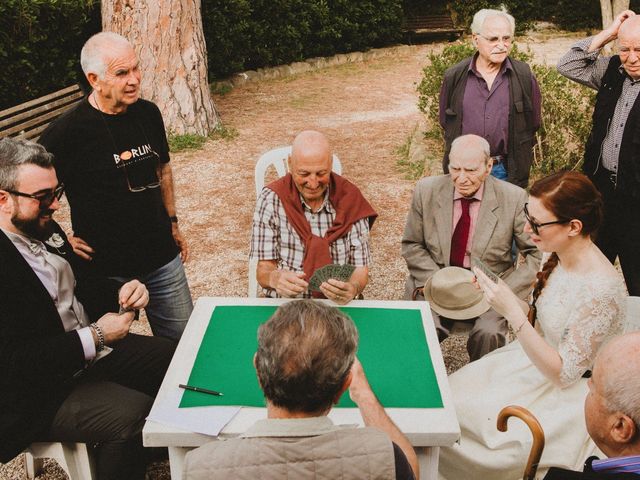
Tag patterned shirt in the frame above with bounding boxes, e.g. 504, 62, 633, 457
250, 188, 371, 298
591, 455, 640, 475
557, 36, 640, 171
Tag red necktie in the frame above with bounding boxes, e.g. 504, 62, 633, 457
450, 198, 475, 267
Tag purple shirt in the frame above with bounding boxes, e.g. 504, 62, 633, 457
439, 55, 542, 156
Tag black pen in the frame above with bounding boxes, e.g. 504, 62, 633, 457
179, 383, 224, 396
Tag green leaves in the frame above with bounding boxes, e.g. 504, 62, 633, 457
202, 0, 403, 80
0, 0, 99, 110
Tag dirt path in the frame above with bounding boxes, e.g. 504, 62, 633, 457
0, 30, 585, 480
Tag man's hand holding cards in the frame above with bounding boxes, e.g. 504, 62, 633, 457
310, 264, 358, 304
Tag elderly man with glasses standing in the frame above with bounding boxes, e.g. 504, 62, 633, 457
439, 7, 541, 188
39, 31, 192, 341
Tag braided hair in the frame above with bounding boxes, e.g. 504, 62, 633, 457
527, 171, 603, 326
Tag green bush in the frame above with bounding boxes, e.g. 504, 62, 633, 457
551, 0, 601, 31
447, 0, 544, 34
416, 41, 596, 181
202, 0, 403, 80
0, 0, 99, 110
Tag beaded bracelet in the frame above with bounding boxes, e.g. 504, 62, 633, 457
90, 323, 105, 352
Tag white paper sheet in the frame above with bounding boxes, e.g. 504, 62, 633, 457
147, 389, 241, 437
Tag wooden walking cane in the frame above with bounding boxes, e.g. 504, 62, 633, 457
497, 405, 546, 480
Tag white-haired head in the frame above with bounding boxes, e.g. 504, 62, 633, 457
471, 7, 516, 36
450, 134, 491, 165
80, 32, 132, 80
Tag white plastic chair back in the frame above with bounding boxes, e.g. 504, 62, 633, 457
248, 146, 342, 297
624, 296, 640, 333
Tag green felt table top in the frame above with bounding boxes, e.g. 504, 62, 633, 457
180, 305, 443, 409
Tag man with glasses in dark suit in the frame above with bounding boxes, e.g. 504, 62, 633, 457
39, 32, 192, 341
0, 137, 175, 480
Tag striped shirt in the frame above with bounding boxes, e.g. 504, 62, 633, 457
557, 36, 640, 172
250, 188, 371, 298
592, 455, 640, 475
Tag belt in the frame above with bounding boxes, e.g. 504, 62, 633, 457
491, 155, 507, 164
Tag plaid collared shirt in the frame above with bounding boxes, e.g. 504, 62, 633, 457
250, 188, 371, 298
557, 36, 640, 172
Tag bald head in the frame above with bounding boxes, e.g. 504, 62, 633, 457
618, 15, 640, 80
619, 14, 640, 39
585, 332, 640, 457
81, 32, 132, 79
290, 131, 332, 167
289, 131, 333, 209
597, 332, 640, 410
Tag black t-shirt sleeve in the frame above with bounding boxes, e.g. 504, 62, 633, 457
143, 101, 170, 163
38, 106, 78, 183
393, 442, 416, 480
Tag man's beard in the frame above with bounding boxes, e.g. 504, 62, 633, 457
11, 209, 55, 240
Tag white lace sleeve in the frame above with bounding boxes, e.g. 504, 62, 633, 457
557, 278, 625, 387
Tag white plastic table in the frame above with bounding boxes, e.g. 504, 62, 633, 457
143, 297, 460, 479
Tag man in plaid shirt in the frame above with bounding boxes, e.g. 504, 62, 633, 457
250, 131, 377, 304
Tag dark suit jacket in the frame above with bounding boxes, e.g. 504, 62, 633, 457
0, 222, 119, 462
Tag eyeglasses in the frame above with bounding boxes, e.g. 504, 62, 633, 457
477, 33, 513, 45
122, 150, 161, 193
523, 202, 569, 235
5, 183, 65, 209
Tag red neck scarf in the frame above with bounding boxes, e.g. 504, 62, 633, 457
267, 172, 377, 294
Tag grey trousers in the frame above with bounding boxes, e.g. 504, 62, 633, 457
45, 334, 175, 480
431, 307, 508, 362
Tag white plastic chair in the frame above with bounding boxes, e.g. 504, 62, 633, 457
25, 442, 95, 480
248, 146, 342, 297
624, 296, 640, 333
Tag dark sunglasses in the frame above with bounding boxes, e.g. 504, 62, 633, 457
6, 183, 65, 209
523, 202, 569, 235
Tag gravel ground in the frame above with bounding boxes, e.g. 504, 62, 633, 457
0, 28, 586, 479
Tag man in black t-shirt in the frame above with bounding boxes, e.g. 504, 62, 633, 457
39, 31, 192, 341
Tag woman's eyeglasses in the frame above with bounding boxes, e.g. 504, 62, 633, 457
523, 202, 569, 235
6, 183, 65, 209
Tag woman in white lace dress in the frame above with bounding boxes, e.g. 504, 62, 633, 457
438, 171, 627, 480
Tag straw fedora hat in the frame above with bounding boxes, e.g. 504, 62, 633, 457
423, 266, 490, 320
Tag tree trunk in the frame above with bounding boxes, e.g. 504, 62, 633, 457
102, 0, 219, 136
600, 0, 631, 29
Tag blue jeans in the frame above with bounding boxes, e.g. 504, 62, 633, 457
110, 254, 193, 341
491, 162, 508, 180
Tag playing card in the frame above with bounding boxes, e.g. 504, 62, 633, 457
309, 264, 356, 292
471, 257, 500, 284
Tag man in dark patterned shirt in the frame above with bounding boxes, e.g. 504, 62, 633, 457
249, 131, 376, 304
557, 10, 640, 296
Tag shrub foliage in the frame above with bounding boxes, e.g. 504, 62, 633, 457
1, 0, 403, 108
202, 0, 404, 79
0, 0, 99, 110
416, 41, 596, 181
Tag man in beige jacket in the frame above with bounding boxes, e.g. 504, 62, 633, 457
402, 134, 540, 361
183, 300, 418, 480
